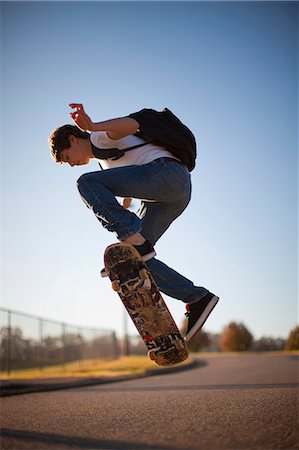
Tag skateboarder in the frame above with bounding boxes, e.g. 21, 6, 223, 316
49, 103, 219, 340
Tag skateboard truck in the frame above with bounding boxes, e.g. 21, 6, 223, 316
147, 334, 185, 361
111, 268, 151, 295
147, 339, 185, 361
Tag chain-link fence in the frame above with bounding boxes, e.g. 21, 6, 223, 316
0, 308, 119, 374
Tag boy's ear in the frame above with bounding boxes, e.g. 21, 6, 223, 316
69, 134, 77, 145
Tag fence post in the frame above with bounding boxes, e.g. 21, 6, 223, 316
62, 323, 66, 368
77, 327, 83, 369
6, 310, 12, 375
122, 309, 130, 356
38, 318, 43, 371
111, 331, 119, 359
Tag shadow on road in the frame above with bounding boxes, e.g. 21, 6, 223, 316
1, 428, 173, 450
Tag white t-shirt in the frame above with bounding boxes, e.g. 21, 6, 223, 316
90, 131, 179, 169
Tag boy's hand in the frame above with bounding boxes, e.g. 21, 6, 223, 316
122, 197, 132, 209
69, 104, 139, 138
69, 103, 93, 131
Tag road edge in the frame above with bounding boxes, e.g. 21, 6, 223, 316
1, 357, 196, 397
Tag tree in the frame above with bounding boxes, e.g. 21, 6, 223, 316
187, 330, 210, 353
285, 325, 299, 350
253, 336, 285, 351
219, 322, 253, 352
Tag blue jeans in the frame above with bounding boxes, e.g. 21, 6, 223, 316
77, 159, 209, 304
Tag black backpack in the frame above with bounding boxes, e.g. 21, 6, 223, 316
129, 108, 197, 172
91, 108, 197, 172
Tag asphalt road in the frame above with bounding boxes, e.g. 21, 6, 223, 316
1, 353, 298, 450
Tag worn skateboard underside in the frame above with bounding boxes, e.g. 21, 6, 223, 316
104, 243, 189, 366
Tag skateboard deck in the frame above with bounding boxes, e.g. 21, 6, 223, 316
104, 243, 189, 366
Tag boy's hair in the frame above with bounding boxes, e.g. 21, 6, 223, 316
49, 124, 90, 162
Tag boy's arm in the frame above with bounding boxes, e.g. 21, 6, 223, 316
69, 103, 139, 139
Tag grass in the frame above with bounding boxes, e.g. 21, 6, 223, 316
0, 355, 191, 380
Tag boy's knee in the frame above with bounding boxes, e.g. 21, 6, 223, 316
76, 172, 105, 199
76, 173, 96, 199
76, 174, 86, 196
77, 171, 103, 186
77, 172, 98, 191
77, 173, 88, 189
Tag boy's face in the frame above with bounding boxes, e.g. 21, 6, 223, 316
59, 135, 91, 166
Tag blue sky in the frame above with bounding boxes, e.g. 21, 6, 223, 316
1, 1, 298, 340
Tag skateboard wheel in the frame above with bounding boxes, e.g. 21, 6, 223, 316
174, 340, 185, 350
147, 349, 157, 361
111, 280, 120, 291
139, 268, 149, 280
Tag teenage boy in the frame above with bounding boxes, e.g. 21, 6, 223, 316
49, 103, 219, 340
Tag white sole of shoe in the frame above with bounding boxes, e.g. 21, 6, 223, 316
185, 295, 219, 341
142, 250, 156, 262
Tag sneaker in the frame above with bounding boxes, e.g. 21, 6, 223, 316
185, 293, 219, 341
100, 240, 156, 278
132, 239, 156, 262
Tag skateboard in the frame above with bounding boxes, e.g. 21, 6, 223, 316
104, 243, 189, 366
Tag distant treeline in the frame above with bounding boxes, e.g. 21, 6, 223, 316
180, 320, 299, 353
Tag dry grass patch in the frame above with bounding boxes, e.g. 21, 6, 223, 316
1, 356, 159, 379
